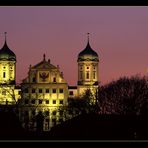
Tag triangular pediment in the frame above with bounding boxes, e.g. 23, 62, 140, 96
32, 60, 57, 70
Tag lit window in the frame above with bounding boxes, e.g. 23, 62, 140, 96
93, 71, 96, 79
86, 71, 89, 79
3, 72, 5, 78
46, 100, 49, 104
59, 89, 63, 93
52, 89, 56, 93
46, 89, 49, 93
53, 100, 56, 104
53, 77, 56, 82
59, 100, 63, 104
39, 89, 42, 93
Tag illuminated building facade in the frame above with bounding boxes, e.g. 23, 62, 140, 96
19, 34, 99, 131
69, 33, 99, 98
19, 54, 68, 131
0, 33, 21, 105
0, 33, 99, 131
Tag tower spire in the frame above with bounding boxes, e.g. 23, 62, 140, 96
87, 32, 90, 43
43, 53, 46, 61
4, 32, 7, 44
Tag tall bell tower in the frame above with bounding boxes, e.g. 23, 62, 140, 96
0, 32, 18, 105
0, 32, 16, 85
77, 33, 99, 96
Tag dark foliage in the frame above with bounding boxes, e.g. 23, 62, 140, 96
97, 75, 148, 115
36, 111, 44, 133
0, 75, 148, 140
49, 113, 148, 140
0, 105, 25, 140
58, 89, 98, 120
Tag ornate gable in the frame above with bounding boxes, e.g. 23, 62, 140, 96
32, 61, 57, 70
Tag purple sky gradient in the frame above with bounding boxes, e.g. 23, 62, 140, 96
0, 6, 147, 86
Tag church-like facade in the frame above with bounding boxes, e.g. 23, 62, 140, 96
19, 54, 69, 130
0, 33, 99, 131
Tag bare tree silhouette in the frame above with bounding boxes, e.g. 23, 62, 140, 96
58, 89, 99, 121
97, 75, 148, 115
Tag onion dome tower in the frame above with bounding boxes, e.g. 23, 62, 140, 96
0, 32, 16, 84
77, 33, 99, 96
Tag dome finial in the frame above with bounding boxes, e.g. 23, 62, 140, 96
43, 53, 46, 61
4, 32, 7, 44
87, 32, 90, 43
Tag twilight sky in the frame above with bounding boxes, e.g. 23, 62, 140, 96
0, 6, 147, 86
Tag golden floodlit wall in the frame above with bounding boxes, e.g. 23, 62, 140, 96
0, 34, 99, 131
